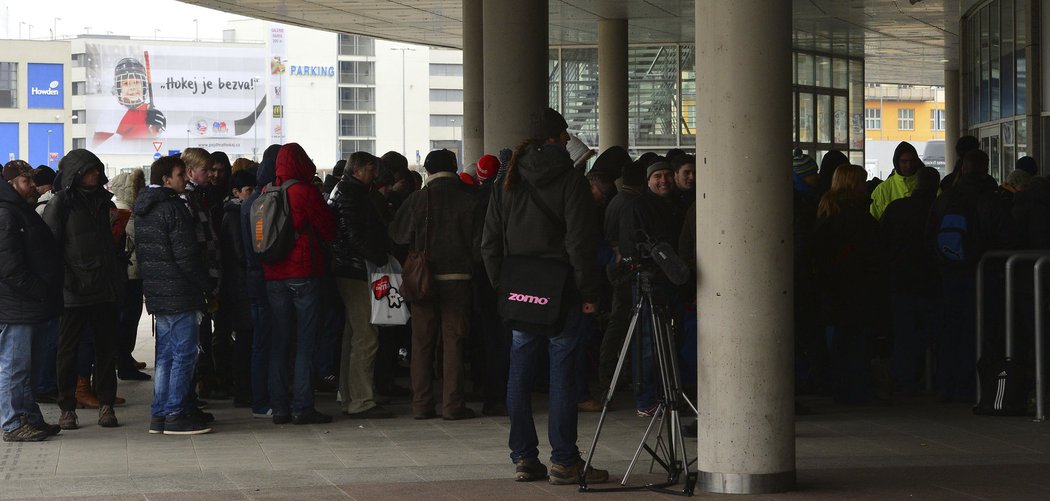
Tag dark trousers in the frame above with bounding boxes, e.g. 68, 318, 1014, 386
598, 268, 632, 393
939, 272, 978, 401
233, 328, 254, 402
116, 279, 144, 371
57, 303, 119, 411
473, 275, 509, 407
316, 278, 344, 380
410, 280, 471, 416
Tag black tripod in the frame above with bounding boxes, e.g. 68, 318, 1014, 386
580, 268, 698, 496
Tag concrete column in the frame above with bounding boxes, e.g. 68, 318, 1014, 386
482, 0, 548, 152
462, 0, 484, 165
598, 19, 629, 151
695, 0, 795, 494
945, 69, 961, 170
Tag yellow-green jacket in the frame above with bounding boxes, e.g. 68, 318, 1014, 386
869, 173, 917, 220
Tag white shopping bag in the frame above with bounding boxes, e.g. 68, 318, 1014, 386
366, 255, 411, 326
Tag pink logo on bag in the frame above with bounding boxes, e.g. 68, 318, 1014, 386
507, 293, 549, 305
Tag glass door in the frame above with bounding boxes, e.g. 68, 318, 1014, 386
980, 126, 1002, 181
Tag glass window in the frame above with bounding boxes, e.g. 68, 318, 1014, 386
815, 56, 832, 88
680, 46, 696, 141
71, 53, 85, 68
338, 34, 374, 56
799, 93, 814, 142
72, 81, 85, 96
797, 53, 814, 86
849, 59, 864, 149
0, 62, 16, 108
898, 109, 915, 130
1017, 118, 1027, 158
980, 6, 990, 122
338, 113, 374, 137
832, 58, 848, 89
1001, 0, 1015, 117
429, 64, 463, 77
628, 45, 678, 147
339, 87, 374, 111
338, 61, 374, 85
549, 48, 561, 110
865, 108, 881, 130
930, 109, 946, 131
833, 95, 847, 144
817, 94, 831, 143
990, 3, 1000, 120
429, 115, 462, 127
73, 109, 86, 123
72, 138, 86, 149
339, 139, 376, 159
429, 89, 464, 102
1016, 6, 1027, 115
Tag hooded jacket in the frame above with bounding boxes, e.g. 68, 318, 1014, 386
241, 144, 281, 300
134, 186, 210, 314
928, 173, 1010, 271
812, 194, 886, 327
261, 143, 336, 280
481, 143, 600, 303
389, 172, 480, 278
110, 168, 145, 280
220, 196, 251, 330
870, 142, 920, 220
0, 179, 63, 323
42, 149, 126, 307
332, 174, 389, 280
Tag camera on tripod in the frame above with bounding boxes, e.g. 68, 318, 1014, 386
623, 230, 691, 287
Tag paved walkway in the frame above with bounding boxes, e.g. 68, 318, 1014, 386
1, 324, 1049, 499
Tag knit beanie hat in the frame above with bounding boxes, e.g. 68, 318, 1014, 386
792, 151, 818, 194
530, 108, 568, 142
230, 170, 256, 191
424, 149, 457, 174
2, 160, 32, 182
32, 165, 57, 186
1016, 156, 1038, 176
646, 161, 673, 180
476, 154, 499, 182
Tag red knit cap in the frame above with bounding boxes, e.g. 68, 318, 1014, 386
476, 154, 499, 182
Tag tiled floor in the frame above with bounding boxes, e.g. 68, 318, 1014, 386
2, 321, 1049, 499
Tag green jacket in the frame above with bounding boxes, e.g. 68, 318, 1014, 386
870, 173, 917, 220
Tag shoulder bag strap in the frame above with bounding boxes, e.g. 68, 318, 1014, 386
519, 176, 566, 232
423, 187, 431, 258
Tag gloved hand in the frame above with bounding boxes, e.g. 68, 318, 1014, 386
147, 107, 166, 133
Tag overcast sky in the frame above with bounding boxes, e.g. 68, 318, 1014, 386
0, 0, 243, 41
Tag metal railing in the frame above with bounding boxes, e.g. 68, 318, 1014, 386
976, 250, 1050, 421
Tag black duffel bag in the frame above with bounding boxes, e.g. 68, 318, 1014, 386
497, 255, 576, 336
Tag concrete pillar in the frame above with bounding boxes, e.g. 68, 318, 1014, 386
695, 0, 795, 494
462, 0, 484, 165
598, 19, 629, 151
945, 69, 961, 171
482, 0, 548, 152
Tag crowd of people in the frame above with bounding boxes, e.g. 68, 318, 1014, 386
0, 108, 702, 485
795, 136, 1045, 408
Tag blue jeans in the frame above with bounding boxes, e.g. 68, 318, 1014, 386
891, 292, 940, 392
574, 313, 594, 403
151, 312, 200, 417
32, 317, 59, 396
250, 300, 272, 414
507, 308, 584, 466
266, 278, 321, 416
0, 322, 46, 432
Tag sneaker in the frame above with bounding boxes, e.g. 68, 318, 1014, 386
25, 418, 61, 437
513, 457, 548, 482
252, 408, 273, 419
2, 423, 48, 442
636, 405, 659, 418
59, 410, 78, 430
315, 374, 338, 393
577, 399, 603, 412
163, 415, 212, 435
98, 405, 119, 428
149, 416, 165, 434
549, 459, 609, 485
345, 405, 393, 419
292, 410, 333, 425
272, 414, 292, 425
189, 409, 215, 423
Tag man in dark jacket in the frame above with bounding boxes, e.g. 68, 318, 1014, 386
332, 151, 393, 419
135, 155, 213, 435
390, 149, 480, 420
0, 161, 63, 442
240, 143, 281, 419
481, 108, 607, 485
262, 143, 336, 425
220, 170, 256, 406
42, 149, 125, 430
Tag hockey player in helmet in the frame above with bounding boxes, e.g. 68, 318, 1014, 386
112, 57, 165, 138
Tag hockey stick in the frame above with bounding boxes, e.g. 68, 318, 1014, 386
143, 50, 155, 106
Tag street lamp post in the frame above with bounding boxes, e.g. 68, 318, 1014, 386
252, 76, 259, 161
186, 129, 191, 150
391, 47, 415, 156
193, 19, 199, 41
154, 28, 161, 40
46, 129, 52, 167
53, 18, 60, 40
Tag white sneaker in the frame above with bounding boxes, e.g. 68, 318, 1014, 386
252, 409, 272, 419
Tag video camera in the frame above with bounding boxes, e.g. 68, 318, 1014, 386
625, 230, 691, 286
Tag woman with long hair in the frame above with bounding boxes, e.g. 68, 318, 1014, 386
812, 164, 886, 405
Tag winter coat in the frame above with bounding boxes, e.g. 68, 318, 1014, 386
812, 195, 886, 327
481, 143, 600, 303
332, 175, 389, 281
134, 186, 210, 314
241, 144, 281, 300
928, 175, 1011, 272
0, 179, 63, 323
1011, 178, 1050, 250
389, 172, 480, 278
604, 185, 644, 248
619, 191, 685, 262
42, 149, 126, 307
261, 143, 336, 281
111, 169, 145, 280
870, 170, 918, 221
184, 180, 220, 293
220, 198, 251, 331
880, 193, 940, 296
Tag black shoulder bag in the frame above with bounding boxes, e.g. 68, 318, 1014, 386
497, 178, 575, 336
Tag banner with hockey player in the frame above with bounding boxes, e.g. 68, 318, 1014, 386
83, 42, 267, 155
